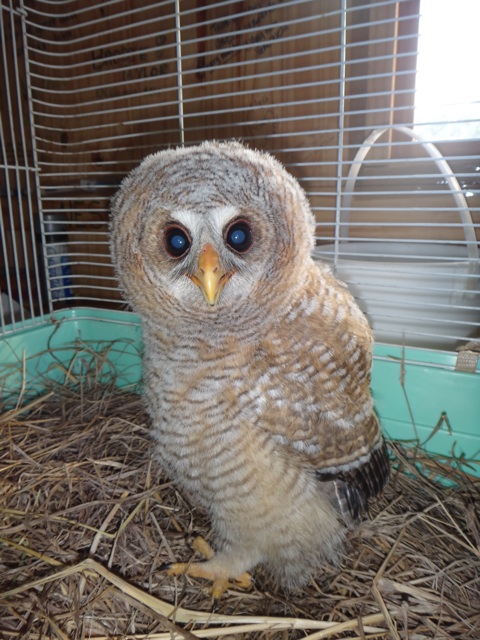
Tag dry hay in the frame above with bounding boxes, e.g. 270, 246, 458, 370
0, 367, 479, 640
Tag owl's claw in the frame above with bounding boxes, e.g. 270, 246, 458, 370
191, 534, 215, 559
211, 577, 228, 611
163, 562, 253, 598
161, 535, 253, 604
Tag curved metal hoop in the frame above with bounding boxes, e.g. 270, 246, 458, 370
340, 126, 478, 261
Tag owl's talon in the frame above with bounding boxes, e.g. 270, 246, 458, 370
191, 535, 215, 559
232, 571, 254, 590
163, 561, 189, 578
161, 556, 253, 605
210, 577, 229, 606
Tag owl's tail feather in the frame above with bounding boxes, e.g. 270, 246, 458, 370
333, 480, 367, 528
319, 438, 390, 527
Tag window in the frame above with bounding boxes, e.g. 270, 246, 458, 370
414, 0, 480, 142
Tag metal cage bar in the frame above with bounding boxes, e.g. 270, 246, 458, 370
0, 0, 478, 351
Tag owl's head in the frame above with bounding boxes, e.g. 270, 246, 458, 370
110, 141, 316, 321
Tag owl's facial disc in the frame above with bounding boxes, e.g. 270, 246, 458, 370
189, 243, 233, 306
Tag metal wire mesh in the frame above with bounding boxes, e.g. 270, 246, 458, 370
1, 0, 479, 349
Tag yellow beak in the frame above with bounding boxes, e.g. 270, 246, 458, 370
189, 244, 232, 306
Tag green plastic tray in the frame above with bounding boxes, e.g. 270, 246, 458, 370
1, 307, 479, 477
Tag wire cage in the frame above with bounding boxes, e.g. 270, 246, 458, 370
1, 2, 480, 637
1, 0, 479, 351
1, 0, 478, 453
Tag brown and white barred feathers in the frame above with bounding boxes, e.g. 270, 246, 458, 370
110, 141, 389, 589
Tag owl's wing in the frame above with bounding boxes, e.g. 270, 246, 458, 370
261, 266, 390, 526
308, 277, 389, 524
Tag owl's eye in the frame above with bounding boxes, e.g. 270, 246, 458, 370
225, 219, 253, 254
164, 225, 191, 259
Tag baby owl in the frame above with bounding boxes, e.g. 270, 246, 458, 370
110, 141, 389, 599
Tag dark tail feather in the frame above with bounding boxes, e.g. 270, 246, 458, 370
318, 439, 390, 526
333, 479, 367, 527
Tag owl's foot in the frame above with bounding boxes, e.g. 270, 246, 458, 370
190, 534, 216, 559
161, 535, 253, 607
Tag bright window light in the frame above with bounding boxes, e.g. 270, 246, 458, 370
414, 0, 480, 141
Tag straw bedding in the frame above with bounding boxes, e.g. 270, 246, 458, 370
1, 363, 479, 639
